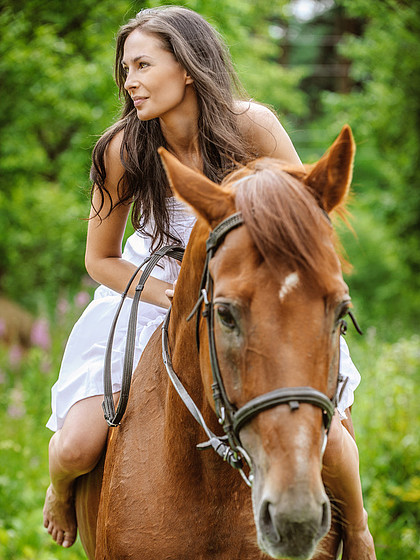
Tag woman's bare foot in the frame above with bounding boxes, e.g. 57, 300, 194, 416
43, 484, 77, 547
342, 510, 376, 560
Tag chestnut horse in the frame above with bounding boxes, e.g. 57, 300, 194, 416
76, 126, 355, 559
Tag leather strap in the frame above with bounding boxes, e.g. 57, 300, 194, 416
187, 211, 339, 453
162, 309, 244, 471
233, 386, 335, 435
102, 245, 185, 427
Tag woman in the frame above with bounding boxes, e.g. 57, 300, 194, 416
43, 6, 375, 558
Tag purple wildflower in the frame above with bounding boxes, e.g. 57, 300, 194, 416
9, 345, 23, 368
31, 318, 51, 351
0, 318, 6, 338
75, 291, 90, 308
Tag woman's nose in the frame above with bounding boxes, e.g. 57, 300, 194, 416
124, 71, 138, 92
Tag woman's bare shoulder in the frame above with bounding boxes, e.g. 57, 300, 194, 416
104, 129, 125, 167
102, 129, 127, 194
235, 100, 277, 132
234, 100, 302, 167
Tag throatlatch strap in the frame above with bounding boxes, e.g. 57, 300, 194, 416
102, 245, 185, 427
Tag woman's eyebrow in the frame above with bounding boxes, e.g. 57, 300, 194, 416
121, 54, 153, 66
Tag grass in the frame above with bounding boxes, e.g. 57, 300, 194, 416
0, 301, 418, 559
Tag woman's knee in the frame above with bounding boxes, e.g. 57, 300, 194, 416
323, 410, 360, 470
51, 396, 110, 474
51, 427, 104, 475
61, 432, 103, 472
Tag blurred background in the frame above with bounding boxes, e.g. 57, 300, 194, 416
0, 0, 418, 558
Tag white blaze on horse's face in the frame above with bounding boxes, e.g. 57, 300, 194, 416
278, 272, 299, 301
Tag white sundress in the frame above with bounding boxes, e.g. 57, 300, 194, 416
47, 198, 360, 431
47, 198, 196, 431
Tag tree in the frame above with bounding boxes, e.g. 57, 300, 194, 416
0, 0, 132, 311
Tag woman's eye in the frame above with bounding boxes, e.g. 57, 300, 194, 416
216, 305, 237, 330
138, 62, 148, 69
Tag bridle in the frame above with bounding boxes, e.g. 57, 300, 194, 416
103, 211, 360, 487
171, 212, 341, 484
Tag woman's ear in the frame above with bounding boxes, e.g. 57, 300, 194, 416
185, 73, 193, 85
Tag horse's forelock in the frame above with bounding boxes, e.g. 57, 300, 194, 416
231, 161, 342, 292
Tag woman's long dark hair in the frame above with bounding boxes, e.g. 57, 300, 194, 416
90, 6, 254, 249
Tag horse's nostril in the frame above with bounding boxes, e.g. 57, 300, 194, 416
319, 500, 331, 537
260, 500, 281, 544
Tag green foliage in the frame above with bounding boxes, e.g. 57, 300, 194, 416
0, 0, 134, 315
0, 180, 88, 314
0, 301, 89, 559
348, 331, 420, 559
306, 0, 420, 336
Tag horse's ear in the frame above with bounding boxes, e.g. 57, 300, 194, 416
304, 125, 355, 213
158, 147, 235, 228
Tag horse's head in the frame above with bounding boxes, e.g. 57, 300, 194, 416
159, 125, 355, 559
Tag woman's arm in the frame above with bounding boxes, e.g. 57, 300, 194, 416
85, 131, 172, 308
236, 101, 304, 168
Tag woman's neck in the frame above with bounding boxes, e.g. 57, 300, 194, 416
159, 90, 202, 171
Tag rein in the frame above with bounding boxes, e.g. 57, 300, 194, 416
103, 212, 360, 486
102, 245, 185, 427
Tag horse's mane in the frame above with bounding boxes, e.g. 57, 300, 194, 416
226, 159, 344, 293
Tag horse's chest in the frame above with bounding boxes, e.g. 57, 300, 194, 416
102, 479, 261, 559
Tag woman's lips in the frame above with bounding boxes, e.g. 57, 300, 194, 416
133, 97, 148, 107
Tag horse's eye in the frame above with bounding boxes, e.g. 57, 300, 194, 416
216, 304, 237, 330
336, 301, 351, 335
336, 300, 351, 320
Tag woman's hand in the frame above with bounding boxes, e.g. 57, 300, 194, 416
165, 280, 177, 303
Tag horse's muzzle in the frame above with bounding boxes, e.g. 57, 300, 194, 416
257, 489, 331, 559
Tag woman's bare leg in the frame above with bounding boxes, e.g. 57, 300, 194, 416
322, 410, 376, 560
43, 393, 119, 547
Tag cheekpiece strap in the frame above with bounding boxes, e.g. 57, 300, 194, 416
187, 212, 244, 352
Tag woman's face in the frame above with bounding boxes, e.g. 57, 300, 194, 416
122, 29, 193, 122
